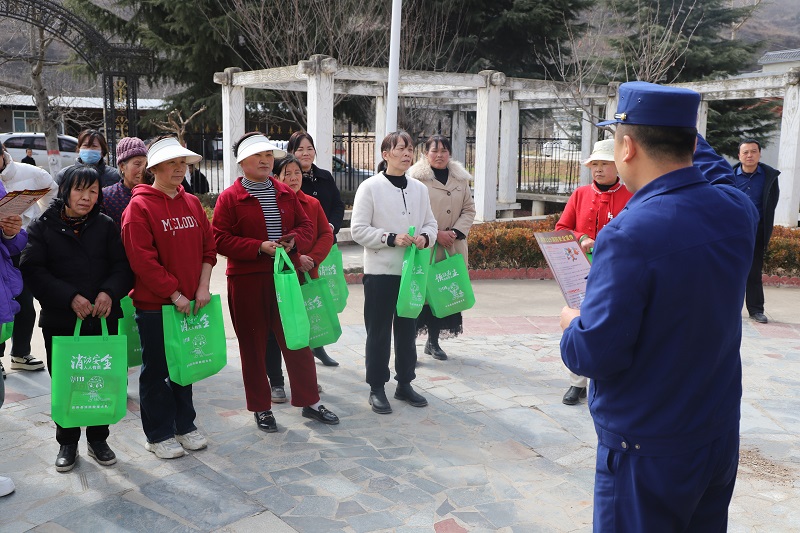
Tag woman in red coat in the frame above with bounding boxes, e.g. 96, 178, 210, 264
212, 133, 339, 432
265, 155, 334, 403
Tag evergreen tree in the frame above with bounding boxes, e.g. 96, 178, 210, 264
603, 0, 778, 156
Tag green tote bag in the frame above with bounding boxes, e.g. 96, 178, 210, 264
396, 226, 432, 319
50, 317, 128, 428
162, 294, 227, 386
301, 272, 342, 349
0, 321, 13, 343
274, 247, 311, 350
317, 244, 349, 313
120, 296, 143, 368
427, 244, 476, 318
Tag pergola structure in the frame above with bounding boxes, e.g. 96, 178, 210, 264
215, 55, 800, 226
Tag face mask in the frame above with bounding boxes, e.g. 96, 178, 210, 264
79, 149, 102, 165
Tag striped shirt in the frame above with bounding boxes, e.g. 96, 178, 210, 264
242, 177, 282, 241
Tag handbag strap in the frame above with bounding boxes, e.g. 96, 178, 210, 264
429, 242, 452, 265
274, 247, 296, 274
72, 316, 109, 340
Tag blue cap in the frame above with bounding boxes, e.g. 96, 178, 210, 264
597, 81, 701, 128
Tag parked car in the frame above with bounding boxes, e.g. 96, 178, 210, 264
331, 155, 373, 191
0, 132, 79, 171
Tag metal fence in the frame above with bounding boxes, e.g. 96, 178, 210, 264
182, 130, 581, 197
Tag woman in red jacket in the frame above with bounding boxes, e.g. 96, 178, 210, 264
265, 155, 334, 403
121, 136, 217, 459
212, 133, 339, 432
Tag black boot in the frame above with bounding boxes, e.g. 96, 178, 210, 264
56, 444, 78, 472
424, 336, 447, 360
87, 441, 117, 466
313, 347, 339, 366
368, 387, 392, 414
394, 383, 428, 407
562, 386, 587, 406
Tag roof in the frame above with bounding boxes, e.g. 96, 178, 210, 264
0, 94, 164, 110
758, 49, 800, 65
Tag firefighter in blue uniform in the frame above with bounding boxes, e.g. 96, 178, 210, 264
560, 81, 758, 532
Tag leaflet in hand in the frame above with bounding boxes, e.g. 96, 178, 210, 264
534, 230, 592, 309
0, 188, 51, 217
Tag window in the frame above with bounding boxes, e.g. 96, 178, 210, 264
59, 137, 77, 152
12, 110, 64, 134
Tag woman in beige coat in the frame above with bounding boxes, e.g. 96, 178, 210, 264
408, 135, 476, 361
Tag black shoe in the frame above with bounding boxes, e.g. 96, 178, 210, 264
394, 383, 428, 407
302, 405, 340, 425
313, 347, 339, 366
87, 441, 117, 466
750, 312, 768, 324
424, 338, 448, 360
56, 444, 78, 472
254, 410, 278, 432
562, 386, 587, 406
368, 389, 392, 414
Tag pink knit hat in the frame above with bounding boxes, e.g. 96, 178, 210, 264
116, 137, 148, 164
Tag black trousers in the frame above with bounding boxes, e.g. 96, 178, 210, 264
0, 254, 37, 358
44, 318, 118, 445
265, 330, 284, 388
363, 274, 417, 389
746, 222, 766, 315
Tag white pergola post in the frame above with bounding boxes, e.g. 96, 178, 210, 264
604, 83, 620, 122
474, 70, 506, 222
300, 55, 337, 173
775, 73, 800, 226
218, 67, 245, 189
374, 89, 387, 170
451, 109, 467, 164
498, 99, 519, 203
696, 100, 709, 137
580, 104, 600, 186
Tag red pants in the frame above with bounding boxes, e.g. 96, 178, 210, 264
227, 272, 319, 412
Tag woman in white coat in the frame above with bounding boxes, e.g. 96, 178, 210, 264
408, 135, 475, 361
350, 131, 437, 415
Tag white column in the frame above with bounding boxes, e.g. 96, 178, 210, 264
498, 99, 519, 203
474, 70, 506, 222
775, 73, 800, 226
220, 67, 245, 189
580, 104, 600, 186
605, 82, 620, 122
451, 110, 467, 163
374, 90, 387, 170
300, 55, 337, 173
696, 100, 709, 138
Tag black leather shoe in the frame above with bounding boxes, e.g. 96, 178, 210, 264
313, 347, 339, 366
368, 389, 392, 414
87, 441, 117, 466
302, 405, 340, 425
750, 312, 768, 324
394, 383, 428, 407
56, 444, 78, 472
562, 386, 587, 405
424, 339, 448, 360
254, 410, 278, 432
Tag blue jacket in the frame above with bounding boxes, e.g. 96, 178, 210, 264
561, 163, 758, 456
0, 181, 27, 323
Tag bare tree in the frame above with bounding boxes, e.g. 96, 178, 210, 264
151, 106, 208, 145
729, 0, 762, 39
213, 0, 468, 131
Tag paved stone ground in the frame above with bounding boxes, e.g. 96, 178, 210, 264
1, 269, 799, 532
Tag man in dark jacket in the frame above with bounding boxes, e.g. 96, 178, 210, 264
732, 139, 780, 324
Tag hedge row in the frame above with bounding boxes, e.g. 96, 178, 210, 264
467, 216, 800, 277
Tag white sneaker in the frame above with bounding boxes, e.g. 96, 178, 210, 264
145, 438, 186, 459
10, 355, 45, 371
175, 430, 207, 451
0, 475, 15, 497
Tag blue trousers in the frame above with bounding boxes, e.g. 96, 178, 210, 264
593, 428, 739, 532
135, 310, 197, 443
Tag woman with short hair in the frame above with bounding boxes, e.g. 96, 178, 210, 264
350, 131, 437, 415
56, 129, 121, 188
212, 133, 339, 433
121, 136, 217, 459
21, 164, 133, 471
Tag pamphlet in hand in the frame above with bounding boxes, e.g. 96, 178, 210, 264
534, 230, 592, 309
0, 188, 51, 217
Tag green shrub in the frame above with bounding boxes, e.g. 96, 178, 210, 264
467, 216, 558, 269
765, 226, 800, 277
